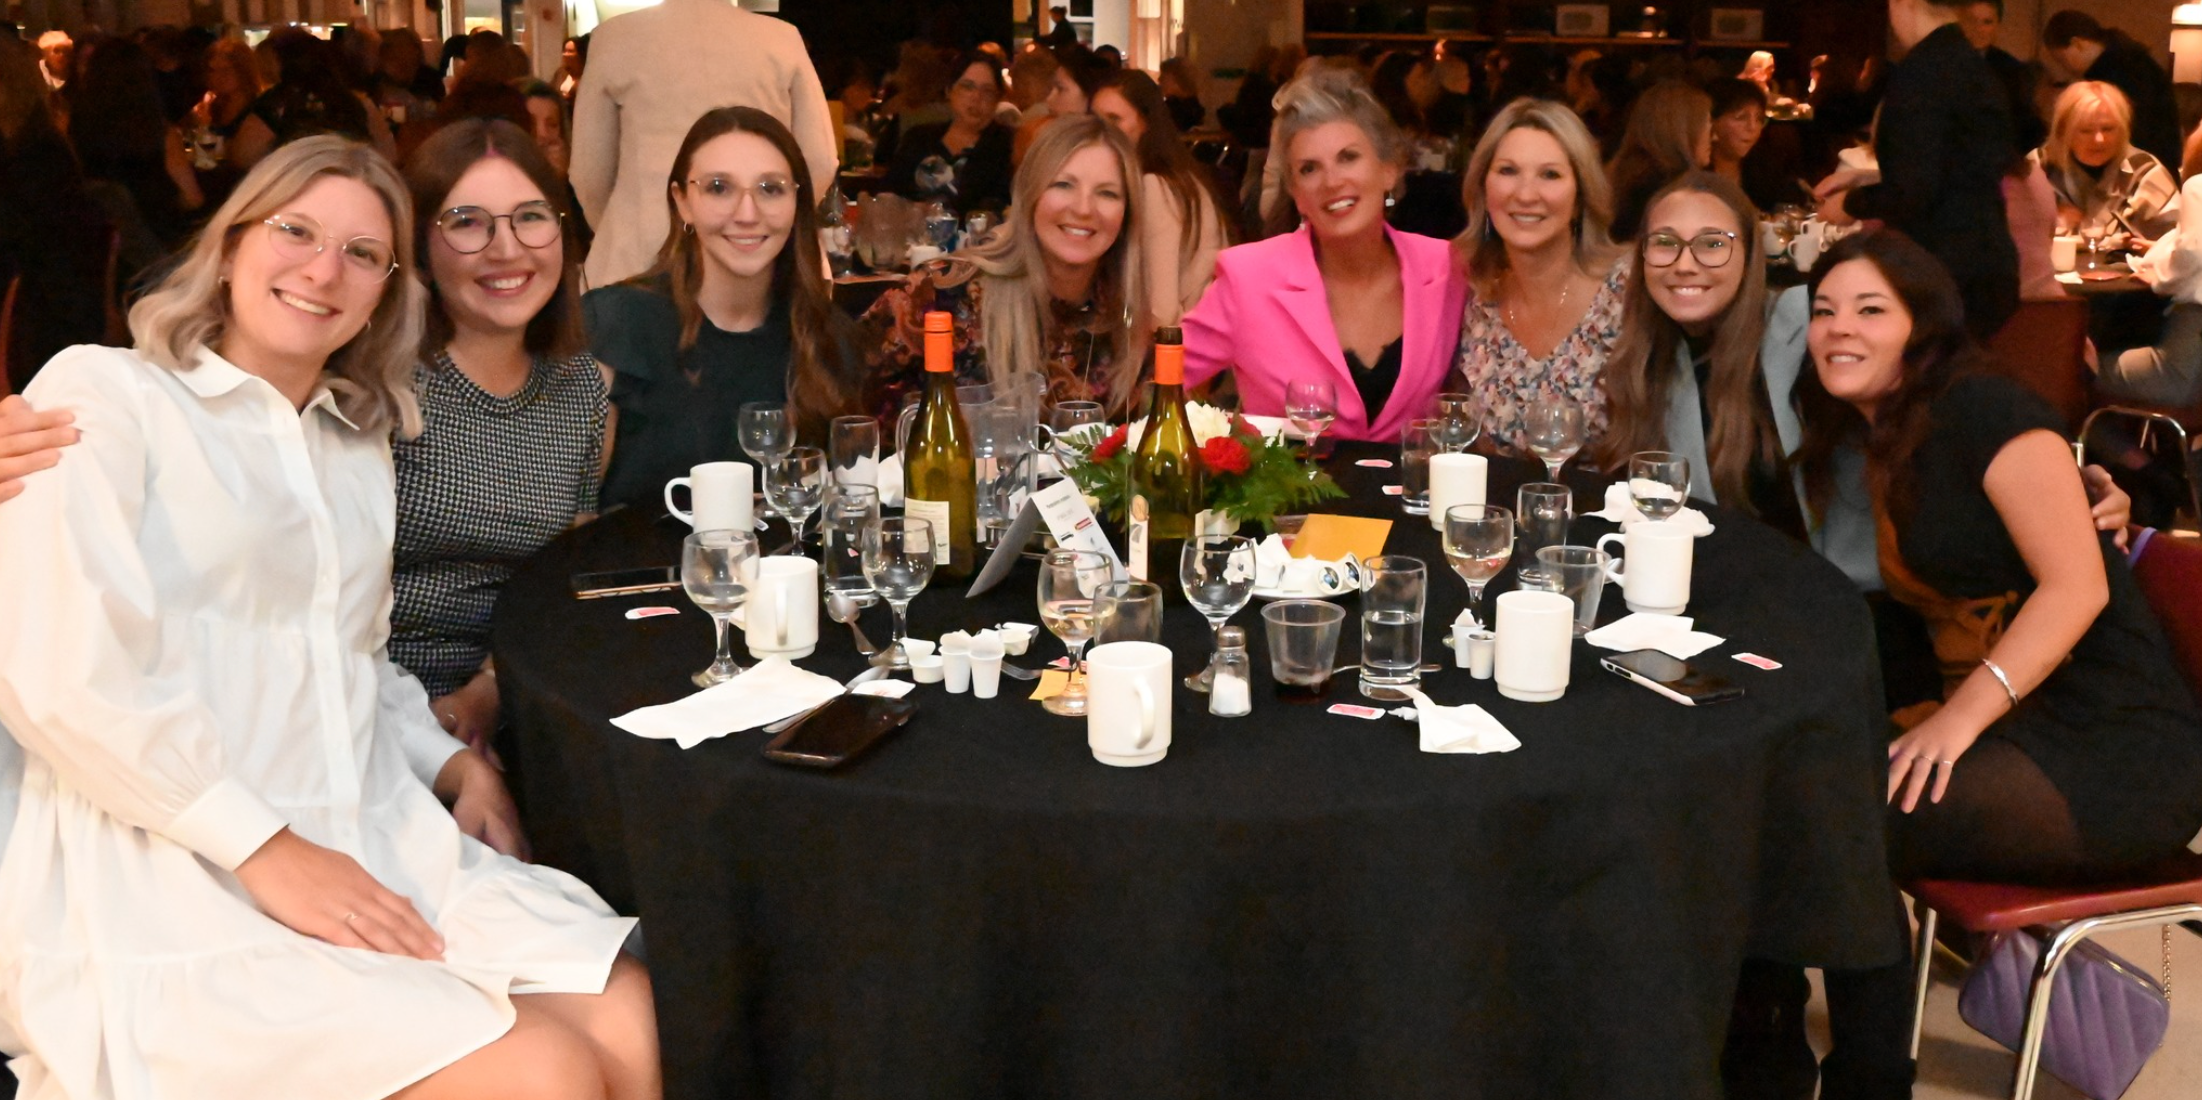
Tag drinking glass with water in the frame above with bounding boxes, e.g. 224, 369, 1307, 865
1358, 555, 1427, 701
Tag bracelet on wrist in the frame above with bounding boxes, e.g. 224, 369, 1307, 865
1981, 657, 2020, 710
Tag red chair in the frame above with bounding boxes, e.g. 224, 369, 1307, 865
1986, 299, 2092, 431
1904, 529, 2202, 1100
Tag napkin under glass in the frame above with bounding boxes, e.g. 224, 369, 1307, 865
1403, 689, 1522, 754
1586, 482, 1716, 536
611, 657, 847, 749
1583, 612, 1725, 660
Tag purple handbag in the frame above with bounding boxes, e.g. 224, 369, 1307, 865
1957, 928, 2170, 1100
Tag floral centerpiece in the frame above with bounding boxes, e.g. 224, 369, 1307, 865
1057, 403, 1344, 532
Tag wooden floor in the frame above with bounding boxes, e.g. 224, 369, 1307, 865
1799, 923, 2202, 1099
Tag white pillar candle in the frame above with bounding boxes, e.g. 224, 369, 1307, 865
1494, 590, 1574, 702
1426, 453, 1488, 531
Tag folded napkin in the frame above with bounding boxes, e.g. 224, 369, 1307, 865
1251, 534, 1361, 594
1587, 482, 1716, 536
1583, 612, 1725, 660
877, 453, 905, 507
611, 657, 846, 749
1404, 689, 1522, 754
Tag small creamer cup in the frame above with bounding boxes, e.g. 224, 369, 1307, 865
996, 623, 1036, 655
909, 654, 945, 683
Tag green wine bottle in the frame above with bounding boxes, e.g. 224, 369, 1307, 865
1129, 327, 1202, 589
904, 311, 977, 579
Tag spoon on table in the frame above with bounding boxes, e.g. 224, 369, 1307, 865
827, 591, 879, 657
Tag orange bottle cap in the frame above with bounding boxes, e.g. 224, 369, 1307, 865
923, 311, 954, 372
1153, 343, 1184, 386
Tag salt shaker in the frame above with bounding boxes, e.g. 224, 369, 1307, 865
1209, 626, 1252, 717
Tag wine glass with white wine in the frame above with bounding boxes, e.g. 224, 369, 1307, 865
1442, 503, 1513, 631
1038, 549, 1112, 716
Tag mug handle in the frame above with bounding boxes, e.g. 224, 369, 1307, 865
1596, 532, 1627, 584
664, 477, 694, 526
1130, 676, 1156, 751
773, 584, 790, 649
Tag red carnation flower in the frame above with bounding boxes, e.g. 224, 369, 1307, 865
1200, 436, 1252, 476
1091, 424, 1130, 461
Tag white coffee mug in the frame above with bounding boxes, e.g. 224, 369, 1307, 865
665, 461, 754, 532
1426, 453, 1488, 531
1596, 523, 1694, 615
745, 557, 819, 659
1790, 230, 1823, 273
2051, 235, 2081, 273
1494, 589, 1574, 703
1084, 641, 1173, 767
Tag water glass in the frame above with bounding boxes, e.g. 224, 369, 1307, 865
1527, 544, 1611, 637
1262, 599, 1347, 703
1516, 482, 1572, 584
819, 484, 880, 607
1400, 418, 1439, 516
1442, 503, 1513, 630
766, 446, 827, 549
1093, 580, 1165, 644
861, 517, 936, 669
1285, 378, 1338, 456
1629, 451, 1692, 521
681, 529, 760, 686
1431, 392, 1482, 453
1038, 549, 1113, 716
1180, 535, 1258, 692
830, 415, 881, 488
1358, 555, 1428, 701
1524, 395, 1585, 482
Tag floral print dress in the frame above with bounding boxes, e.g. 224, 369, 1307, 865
1454, 258, 1630, 456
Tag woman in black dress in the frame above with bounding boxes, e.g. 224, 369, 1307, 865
884, 51, 1014, 218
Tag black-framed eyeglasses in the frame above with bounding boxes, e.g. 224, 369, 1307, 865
261, 215, 398, 281
1643, 230, 1740, 269
435, 201, 564, 254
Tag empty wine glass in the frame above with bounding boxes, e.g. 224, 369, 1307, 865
1628, 451, 1692, 522
766, 446, 827, 550
1524, 395, 1586, 482
1431, 391, 1482, 453
1180, 534, 1258, 692
739, 401, 793, 522
1442, 503, 1513, 630
681, 529, 760, 686
1285, 378, 1338, 457
1038, 549, 1112, 716
861, 517, 935, 670
1049, 400, 1107, 467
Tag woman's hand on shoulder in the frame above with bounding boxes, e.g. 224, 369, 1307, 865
0, 396, 80, 503
435, 747, 531, 861
233, 828, 447, 959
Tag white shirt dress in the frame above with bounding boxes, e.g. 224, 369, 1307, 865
0, 345, 636, 1100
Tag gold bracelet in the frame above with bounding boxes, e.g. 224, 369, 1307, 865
1982, 657, 2020, 710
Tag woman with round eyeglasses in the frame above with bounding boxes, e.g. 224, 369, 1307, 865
392, 118, 608, 768
0, 135, 657, 1100
583, 106, 867, 509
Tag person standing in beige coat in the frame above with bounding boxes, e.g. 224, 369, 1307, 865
571, 0, 839, 289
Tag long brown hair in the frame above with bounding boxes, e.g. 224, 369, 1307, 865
1596, 171, 1777, 510
1094, 67, 1234, 256
1793, 229, 1982, 525
636, 106, 856, 440
404, 118, 585, 361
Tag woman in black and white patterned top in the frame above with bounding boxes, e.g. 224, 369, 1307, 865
394, 119, 609, 764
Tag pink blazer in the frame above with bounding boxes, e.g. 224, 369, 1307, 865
1182, 224, 1468, 442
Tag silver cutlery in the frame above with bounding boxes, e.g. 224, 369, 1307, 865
827, 591, 879, 656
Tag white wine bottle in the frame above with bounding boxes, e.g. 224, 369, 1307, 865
1129, 327, 1201, 588
903, 311, 977, 580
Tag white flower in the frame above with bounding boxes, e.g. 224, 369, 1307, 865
1123, 402, 1236, 450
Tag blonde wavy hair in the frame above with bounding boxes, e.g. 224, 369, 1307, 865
127, 135, 428, 438
954, 114, 1149, 416
1454, 96, 1620, 292
2041, 80, 2134, 175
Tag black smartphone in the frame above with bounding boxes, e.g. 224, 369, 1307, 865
1600, 649, 1745, 706
762, 693, 918, 768
570, 566, 679, 599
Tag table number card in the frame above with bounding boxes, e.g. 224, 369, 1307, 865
968, 478, 1127, 597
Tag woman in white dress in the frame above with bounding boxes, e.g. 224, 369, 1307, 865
0, 136, 659, 1100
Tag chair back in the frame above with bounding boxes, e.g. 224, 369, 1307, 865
2131, 528, 2202, 699
1985, 299, 2090, 430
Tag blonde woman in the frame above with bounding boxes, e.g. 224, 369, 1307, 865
859, 113, 1149, 418
1452, 97, 1629, 453
0, 136, 658, 1100
2038, 80, 2180, 247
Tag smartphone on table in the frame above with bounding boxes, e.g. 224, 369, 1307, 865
1600, 649, 1745, 706
570, 566, 679, 599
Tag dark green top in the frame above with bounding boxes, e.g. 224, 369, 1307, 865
584, 275, 791, 509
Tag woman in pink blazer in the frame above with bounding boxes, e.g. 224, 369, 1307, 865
1182, 70, 1466, 442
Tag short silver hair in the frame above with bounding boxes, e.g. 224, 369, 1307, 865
1271, 67, 1406, 169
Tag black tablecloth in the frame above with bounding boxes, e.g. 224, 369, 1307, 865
493, 445, 1904, 1100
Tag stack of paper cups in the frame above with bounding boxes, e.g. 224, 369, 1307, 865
1427, 453, 1488, 531
1493, 589, 1574, 702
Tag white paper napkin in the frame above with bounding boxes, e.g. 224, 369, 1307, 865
1583, 612, 1725, 660
611, 657, 847, 749
1253, 534, 1292, 589
1404, 689, 1522, 754
1587, 482, 1716, 535
877, 453, 905, 507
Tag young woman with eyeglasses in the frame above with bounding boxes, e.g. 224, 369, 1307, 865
0, 135, 657, 1100
583, 106, 865, 509
394, 118, 606, 768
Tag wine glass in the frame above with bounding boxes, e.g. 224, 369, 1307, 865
1524, 395, 1586, 482
681, 529, 760, 686
1037, 549, 1112, 716
1048, 400, 1107, 468
739, 401, 793, 523
861, 517, 936, 670
1431, 391, 1482, 453
1284, 378, 1337, 457
766, 446, 827, 550
1442, 503, 1513, 630
1628, 451, 1692, 522
1180, 534, 1258, 692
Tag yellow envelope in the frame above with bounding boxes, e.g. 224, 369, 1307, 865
1291, 515, 1393, 562
1030, 670, 1071, 701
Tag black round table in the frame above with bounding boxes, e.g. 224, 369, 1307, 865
492, 445, 1904, 1100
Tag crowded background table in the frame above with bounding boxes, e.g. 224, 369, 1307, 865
493, 445, 1905, 1100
